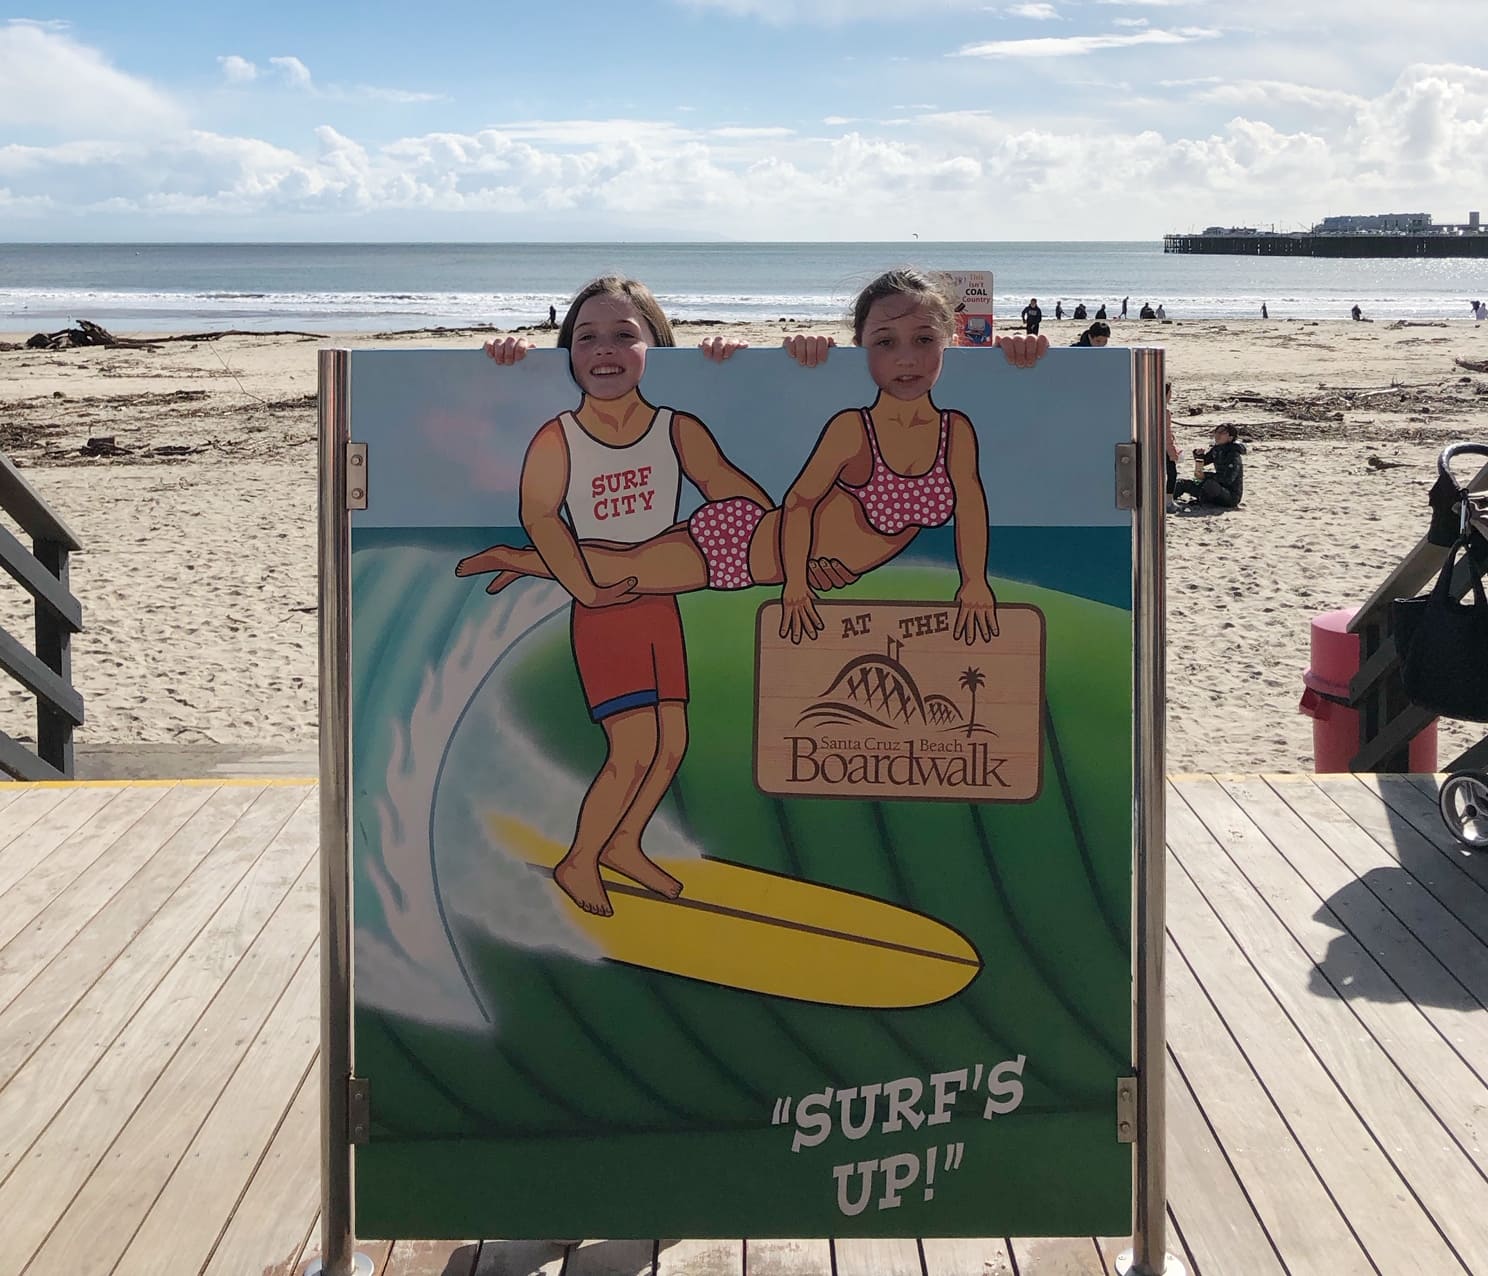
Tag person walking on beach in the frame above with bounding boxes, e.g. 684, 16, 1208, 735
1261, 302, 1269, 320
547, 304, 558, 327
1055, 301, 1064, 321
1021, 297, 1043, 335
1121, 296, 1129, 320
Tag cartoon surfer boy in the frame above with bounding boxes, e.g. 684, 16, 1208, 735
457, 276, 785, 919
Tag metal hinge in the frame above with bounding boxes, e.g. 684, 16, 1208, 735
348, 1075, 371, 1144
1116, 1076, 1137, 1143
347, 442, 368, 511
1114, 443, 1139, 510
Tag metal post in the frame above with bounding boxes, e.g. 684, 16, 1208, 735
309, 350, 373, 1276
1116, 349, 1184, 1276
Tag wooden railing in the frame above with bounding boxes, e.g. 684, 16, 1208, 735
0, 453, 83, 780
1348, 455, 1488, 772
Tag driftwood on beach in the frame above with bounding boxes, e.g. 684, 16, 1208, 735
10, 320, 328, 353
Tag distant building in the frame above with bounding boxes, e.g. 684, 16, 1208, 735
1313, 213, 1433, 234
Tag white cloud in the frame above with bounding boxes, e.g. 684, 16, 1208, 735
270, 55, 313, 89
238, 53, 439, 103
676, 0, 988, 21
218, 55, 257, 83
1199, 80, 1368, 113
1007, 3, 1060, 18
1113, 18, 1150, 28
958, 26, 1220, 57
0, 20, 182, 136
709, 126, 796, 138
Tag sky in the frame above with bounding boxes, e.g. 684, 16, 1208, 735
1, 3, 1486, 241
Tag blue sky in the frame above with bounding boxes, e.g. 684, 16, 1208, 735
3, 3, 1486, 240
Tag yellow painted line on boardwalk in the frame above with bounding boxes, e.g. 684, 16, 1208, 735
6, 776, 317, 789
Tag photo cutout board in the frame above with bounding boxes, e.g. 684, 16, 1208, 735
344, 340, 1136, 1240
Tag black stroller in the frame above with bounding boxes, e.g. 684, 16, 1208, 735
1392, 442, 1488, 850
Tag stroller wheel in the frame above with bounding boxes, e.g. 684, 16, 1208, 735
1439, 771, 1488, 850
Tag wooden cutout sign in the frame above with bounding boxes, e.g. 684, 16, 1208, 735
755, 600, 1045, 803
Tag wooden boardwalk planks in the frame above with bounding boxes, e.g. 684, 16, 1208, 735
2, 775, 1485, 1276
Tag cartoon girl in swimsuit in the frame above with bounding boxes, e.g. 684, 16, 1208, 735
460, 269, 1048, 647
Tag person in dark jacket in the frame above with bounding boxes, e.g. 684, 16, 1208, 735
1021, 297, 1043, 335
1095, 303, 1108, 320
1071, 321, 1111, 347
1173, 424, 1245, 508
1072, 302, 1088, 320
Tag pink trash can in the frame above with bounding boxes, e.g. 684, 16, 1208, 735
1299, 608, 1437, 773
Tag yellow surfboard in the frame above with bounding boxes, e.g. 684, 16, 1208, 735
489, 816, 982, 1008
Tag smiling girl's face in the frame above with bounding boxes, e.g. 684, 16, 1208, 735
569, 293, 652, 399
858, 296, 948, 401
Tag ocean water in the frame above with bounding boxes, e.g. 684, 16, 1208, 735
2, 241, 1486, 333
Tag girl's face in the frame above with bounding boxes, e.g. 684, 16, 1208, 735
1091, 334, 1109, 347
859, 297, 948, 401
570, 294, 652, 399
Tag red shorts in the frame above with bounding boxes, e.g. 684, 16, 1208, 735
570, 594, 688, 722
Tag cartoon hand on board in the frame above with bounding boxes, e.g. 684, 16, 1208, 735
780, 582, 824, 644
953, 581, 1000, 644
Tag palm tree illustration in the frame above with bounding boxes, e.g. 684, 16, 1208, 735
958, 667, 986, 738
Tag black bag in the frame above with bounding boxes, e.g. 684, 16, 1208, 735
1392, 536, 1488, 721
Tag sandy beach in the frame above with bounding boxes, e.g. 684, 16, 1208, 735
1, 314, 1485, 775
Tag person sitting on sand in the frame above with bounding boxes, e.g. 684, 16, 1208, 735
1072, 321, 1111, 348
1072, 302, 1088, 321
1095, 304, 1109, 320
1164, 381, 1181, 514
1472, 300, 1487, 321
1351, 304, 1364, 322
1173, 424, 1245, 510
1138, 302, 1156, 320
1156, 304, 1166, 320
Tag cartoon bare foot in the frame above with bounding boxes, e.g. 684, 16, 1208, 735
599, 840, 684, 899
553, 854, 613, 916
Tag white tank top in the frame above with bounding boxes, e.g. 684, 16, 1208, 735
559, 407, 681, 543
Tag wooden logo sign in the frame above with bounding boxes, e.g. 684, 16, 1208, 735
754, 600, 1045, 803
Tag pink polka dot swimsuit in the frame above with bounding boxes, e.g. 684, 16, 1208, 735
838, 409, 955, 535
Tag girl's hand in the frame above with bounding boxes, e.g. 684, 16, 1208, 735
994, 332, 1049, 369
700, 336, 749, 361
783, 334, 835, 368
953, 581, 999, 644
484, 336, 534, 364
577, 577, 640, 609
806, 556, 859, 592
780, 580, 824, 644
